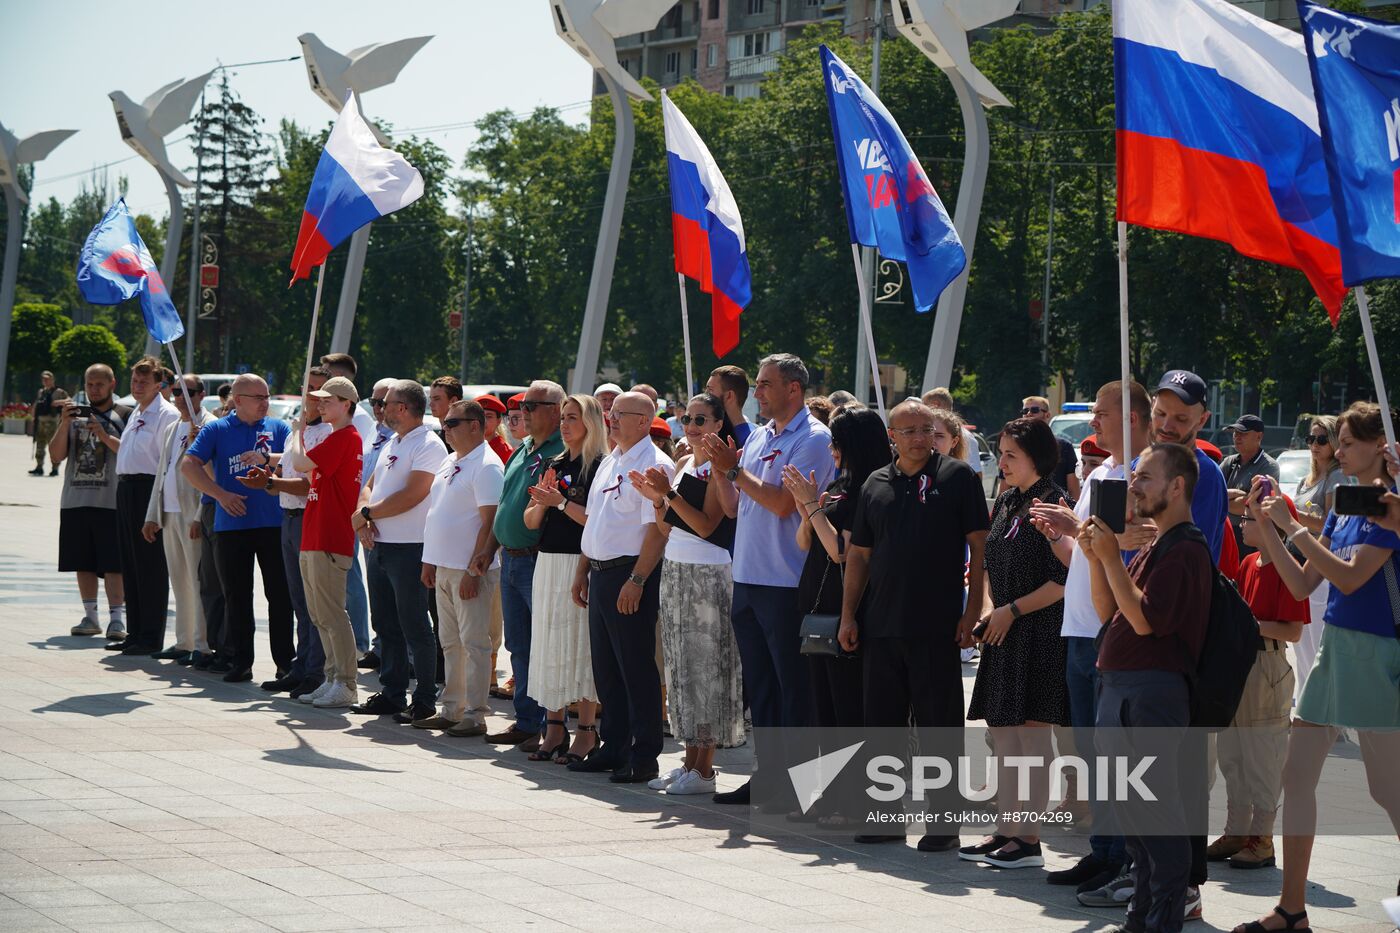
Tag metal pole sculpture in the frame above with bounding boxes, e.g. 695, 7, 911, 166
550, 0, 676, 393
0, 121, 77, 398
297, 32, 432, 356
891, 0, 1017, 392
109, 73, 212, 360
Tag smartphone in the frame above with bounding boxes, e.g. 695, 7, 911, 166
1257, 476, 1274, 499
971, 619, 989, 641
69, 404, 92, 418
1090, 477, 1128, 534
1334, 484, 1387, 517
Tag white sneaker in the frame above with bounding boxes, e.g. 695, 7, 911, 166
313, 683, 357, 708
960, 646, 978, 663
106, 622, 127, 641
647, 767, 686, 791
664, 769, 717, 796
71, 618, 101, 636
300, 681, 333, 705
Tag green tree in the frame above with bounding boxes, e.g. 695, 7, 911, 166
8, 303, 71, 380
50, 325, 127, 378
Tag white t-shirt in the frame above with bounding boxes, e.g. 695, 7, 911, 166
280, 422, 333, 510
161, 421, 193, 513
663, 459, 731, 565
422, 442, 505, 570
581, 438, 675, 562
116, 396, 180, 476
1061, 461, 1122, 639
353, 406, 378, 456
368, 423, 448, 543
962, 428, 982, 475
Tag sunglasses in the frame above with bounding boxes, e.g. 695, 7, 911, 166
443, 417, 482, 429
680, 414, 715, 426
1305, 434, 1331, 446
1020, 406, 1047, 416
370, 398, 387, 408
520, 400, 558, 413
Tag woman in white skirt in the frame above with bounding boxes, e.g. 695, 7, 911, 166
631, 393, 744, 796
523, 395, 608, 763
1289, 414, 1343, 707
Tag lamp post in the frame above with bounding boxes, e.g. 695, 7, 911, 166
0, 121, 77, 400
549, 0, 676, 394
109, 73, 213, 360
890, 0, 1017, 392
296, 32, 432, 356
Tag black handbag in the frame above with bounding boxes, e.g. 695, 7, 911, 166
799, 541, 848, 657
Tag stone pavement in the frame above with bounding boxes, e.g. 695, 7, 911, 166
0, 433, 1394, 933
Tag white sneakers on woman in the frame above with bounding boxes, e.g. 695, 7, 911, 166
646, 767, 719, 795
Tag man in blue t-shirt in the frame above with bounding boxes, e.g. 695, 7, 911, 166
182, 375, 293, 682
1138, 370, 1229, 562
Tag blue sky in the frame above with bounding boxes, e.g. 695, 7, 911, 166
2, 1, 596, 217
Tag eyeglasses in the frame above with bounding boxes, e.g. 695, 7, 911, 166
1305, 435, 1331, 446
892, 425, 936, 438
370, 398, 387, 408
680, 414, 714, 426
235, 393, 270, 402
1020, 406, 1047, 416
520, 400, 558, 413
611, 410, 653, 420
442, 417, 482, 429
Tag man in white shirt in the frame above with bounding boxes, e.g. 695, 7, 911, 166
142, 376, 213, 664
569, 391, 675, 784
1029, 380, 1152, 895
350, 380, 448, 721
112, 356, 181, 655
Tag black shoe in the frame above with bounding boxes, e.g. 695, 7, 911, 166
104, 639, 132, 652
260, 674, 301, 693
222, 667, 253, 683
1049, 854, 1112, 887
49, 467, 59, 476
176, 651, 201, 667
393, 703, 435, 724
350, 693, 406, 716
958, 835, 1009, 862
566, 749, 624, 773
713, 780, 751, 805
609, 766, 660, 784
357, 651, 381, 671
980, 838, 1044, 869
288, 677, 324, 700
120, 643, 157, 656
1076, 859, 1126, 894
854, 834, 905, 845
28, 467, 44, 476
206, 658, 233, 674
917, 834, 961, 853
149, 647, 187, 660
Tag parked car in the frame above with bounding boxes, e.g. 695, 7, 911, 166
462, 384, 530, 406
1049, 410, 1094, 447
1275, 449, 1312, 492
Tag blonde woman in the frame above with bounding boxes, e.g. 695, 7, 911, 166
1290, 415, 1344, 705
523, 395, 608, 763
929, 408, 969, 463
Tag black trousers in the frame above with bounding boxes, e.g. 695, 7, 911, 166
198, 502, 227, 657
809, 654, 864, 729
212, 525, 293, 673
115, 475, 168, 648
588, 562, 663, 772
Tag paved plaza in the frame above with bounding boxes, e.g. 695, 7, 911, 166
0, 432, 1394, 932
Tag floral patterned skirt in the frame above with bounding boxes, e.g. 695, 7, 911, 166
660, 559, 745, 748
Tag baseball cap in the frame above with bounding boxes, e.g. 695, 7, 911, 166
309, 376, 359, 404
594, 382, 624, 397
506, 392, 525, 411
1225, 414, 1266, 433
475, 394, 507, 415
1080, 434, 1111, 459
1154, 369, 1209, 407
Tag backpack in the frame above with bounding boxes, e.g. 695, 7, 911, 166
1154, 523, 1259, 731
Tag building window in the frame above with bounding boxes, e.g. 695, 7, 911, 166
691, 48, 698, 72
708, 0, 719, 18
666, 51, 680, 75
707, 43, 717, 67
725, 84, 735, 97
747, 0, 764, 14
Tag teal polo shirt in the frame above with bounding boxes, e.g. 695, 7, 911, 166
491, 430, 564, 549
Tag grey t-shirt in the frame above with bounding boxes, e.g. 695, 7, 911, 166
60, 404, 131, 510
1295, 465, 1345, 523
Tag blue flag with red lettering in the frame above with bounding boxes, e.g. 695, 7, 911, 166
1299, 1, 1400, 286
821, 44, 966, 312
75, 199, 184, 343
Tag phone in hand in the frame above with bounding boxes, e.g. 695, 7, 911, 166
1090, 478, 1128, 535
1257, 476, 1274, 499
69, 404, 92, 418
971, 619, 989, 641
1334, 484, 1386, 517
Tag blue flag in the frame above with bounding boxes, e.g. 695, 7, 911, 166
821, 45, 966, 312
76, 199, 184, 343
1299, 1, 1400, 287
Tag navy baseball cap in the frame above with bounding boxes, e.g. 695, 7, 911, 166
1154, 369, 1208, 407
1225, 414, 1266, 433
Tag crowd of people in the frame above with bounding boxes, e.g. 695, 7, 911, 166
38, 350, 1400, 933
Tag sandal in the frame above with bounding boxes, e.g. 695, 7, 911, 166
1234, 905, 1310, 933
528, 719, 569, 761
558, 723, 597, 765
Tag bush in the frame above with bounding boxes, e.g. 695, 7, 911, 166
50, 326, 127, 379
10, 304, 71, 375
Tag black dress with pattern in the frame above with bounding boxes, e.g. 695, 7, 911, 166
967, 476, 1071, 727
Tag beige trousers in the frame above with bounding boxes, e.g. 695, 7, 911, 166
162, 511, 207, 653
1216, 646, 1294, 836
299, 550, 359, 688
436, 567, 499, 723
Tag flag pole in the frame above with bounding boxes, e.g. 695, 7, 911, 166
1118, 221, 1133, 490
1354, 285, 1397, 455
850, 244, 887, 420
163, 340, 197, 424
677, 273, 695, 398
300, 264, 328, 402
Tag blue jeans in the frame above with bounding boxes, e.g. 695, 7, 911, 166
366, 542, 436, 709
1065, 635, 1125, 863
346, 539, 370, 653
282, 511, 324, 682
499, 551, 543, 733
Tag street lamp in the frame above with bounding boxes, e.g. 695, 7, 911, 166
550, 0, 675, 394
0, 120, 77, 399
109, 72, 213, 359
297, 32, 431, 355
890, 0, 1017, 392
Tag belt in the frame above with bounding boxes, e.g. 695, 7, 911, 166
117, 473, 155, 481
1260, 638, 1284, 652
589, 556, 636, 572
284, 508, 304, 517
501, 546, 539, 558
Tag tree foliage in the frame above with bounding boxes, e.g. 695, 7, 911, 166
50, 325, 127, 378
9, 303, 70, 376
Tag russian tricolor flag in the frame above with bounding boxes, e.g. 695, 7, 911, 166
1115, 0, 1346, 322
663, 92, 751, 358
289, 91, 424, 283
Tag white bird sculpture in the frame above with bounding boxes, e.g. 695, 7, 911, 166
550, 0, 678, 101
298, 33, 432, 143
108, 72, 213, 188
892, 0, 1019, 107
0, 121, 78, 204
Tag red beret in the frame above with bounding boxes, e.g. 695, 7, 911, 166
507, 393, 525, 411
1195, 438, 1223, 463
1080, 434, 1111, 459
475, 394, 506, 414
650, 416, 672, 439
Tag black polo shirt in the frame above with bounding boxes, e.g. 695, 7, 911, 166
849, 452, 990, 639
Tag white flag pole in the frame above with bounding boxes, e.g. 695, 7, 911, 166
851, 244, 887, 421
162, 340, 197, 423
1354, 285, 1397, 455
1118, 221, 1133, 490
300, 264, 328, 403
677, 272, 695, 398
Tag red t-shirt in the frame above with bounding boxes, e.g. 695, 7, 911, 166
488, 435, 514, 464
1233, 552, 1310, 625
1218, 516, 1240, 579
302, 425, 363, 557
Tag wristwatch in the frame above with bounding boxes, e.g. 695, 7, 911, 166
725, 466, 740, 483
1009, 601, 1023, 621
628, 572, 647, 587
665, 488, 679, 501
360, 506, 373, 523
555, 498, 568, 511
264, 475, 275, 491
